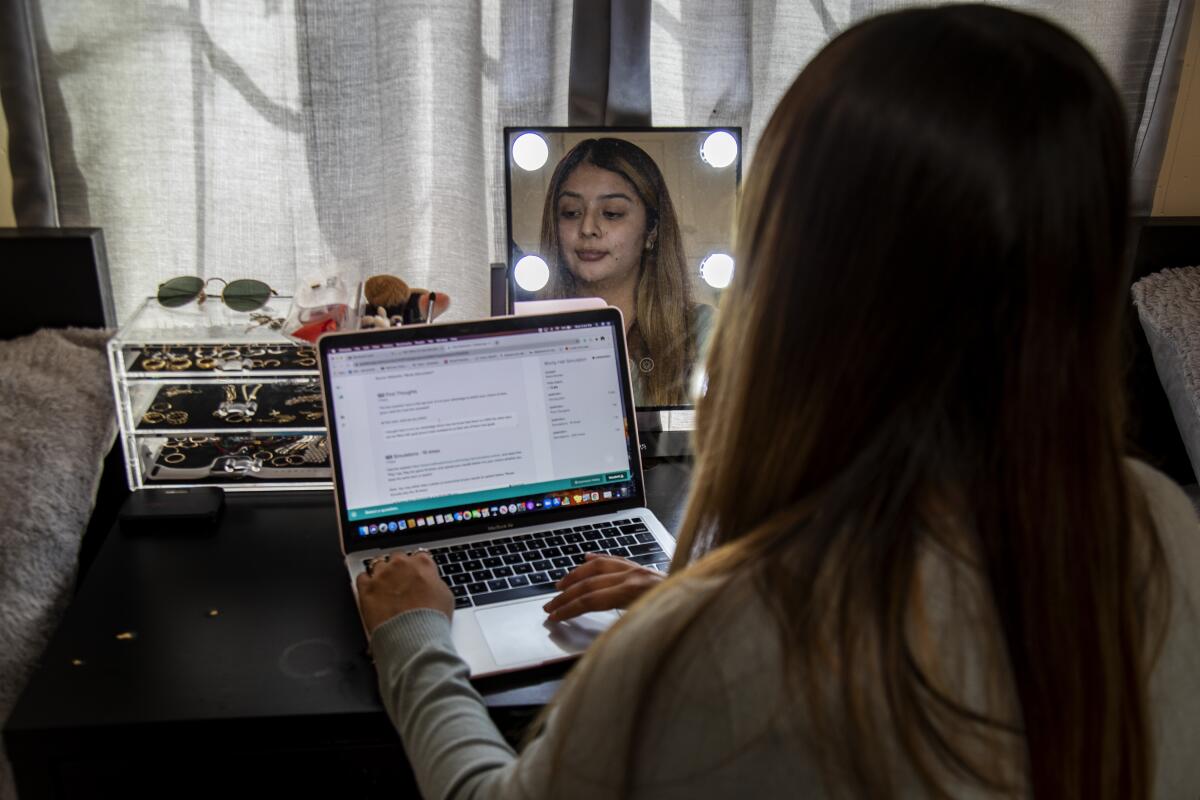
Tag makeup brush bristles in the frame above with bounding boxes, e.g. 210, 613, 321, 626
364, 274, 410, 310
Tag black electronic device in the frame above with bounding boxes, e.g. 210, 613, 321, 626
118, 487, 225, 533
0, 228, 115, 339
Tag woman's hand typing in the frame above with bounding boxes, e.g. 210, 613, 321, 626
543, 553, 666, 622
356, 551, 454, 634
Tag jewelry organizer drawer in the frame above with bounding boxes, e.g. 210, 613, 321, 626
137, 433, 331, 485
109, 297, 334, 492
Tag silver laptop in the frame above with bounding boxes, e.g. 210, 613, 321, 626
318, 308, 676, 677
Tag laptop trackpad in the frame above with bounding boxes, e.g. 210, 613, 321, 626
474, 601, 619, 667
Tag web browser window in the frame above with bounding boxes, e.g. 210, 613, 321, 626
325, 321, 634, 526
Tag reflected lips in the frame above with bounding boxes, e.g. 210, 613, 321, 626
576, 250, 607, 262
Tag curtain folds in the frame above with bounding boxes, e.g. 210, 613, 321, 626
17, 1, 571, 322
0, 0, 57, 226
649, 0, 1194, 213
3, 1, 1190, 320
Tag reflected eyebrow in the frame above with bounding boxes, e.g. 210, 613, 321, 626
558, 191, 634, 202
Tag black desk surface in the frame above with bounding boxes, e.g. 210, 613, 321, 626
5, 460, 691, 797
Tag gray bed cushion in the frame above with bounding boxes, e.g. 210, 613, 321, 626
1132, 266, 1200, 485
0, 327, 115, 800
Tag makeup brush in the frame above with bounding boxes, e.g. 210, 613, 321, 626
364, 275, 411, 313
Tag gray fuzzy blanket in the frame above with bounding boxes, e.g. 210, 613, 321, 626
0, 328, 115, 800
1132, 266, 1200, 487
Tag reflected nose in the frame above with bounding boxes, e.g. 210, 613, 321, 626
580, 207, 600, 238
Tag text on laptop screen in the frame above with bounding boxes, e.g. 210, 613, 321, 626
325, 320, 637, 535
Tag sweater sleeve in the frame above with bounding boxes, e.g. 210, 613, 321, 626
370, 577, 743, 800
370, 609, 521, 799
370, 606, 650, 800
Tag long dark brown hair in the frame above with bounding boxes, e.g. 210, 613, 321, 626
540, 138, 695, 405
542, 5, 1168, 798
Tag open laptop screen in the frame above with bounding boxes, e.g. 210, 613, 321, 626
322, 312, 643, 549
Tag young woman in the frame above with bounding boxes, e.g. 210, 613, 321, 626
538, 137, 714, 406
356, 6, 1200, 798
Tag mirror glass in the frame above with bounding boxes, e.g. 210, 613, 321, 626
504, 127, 741, 409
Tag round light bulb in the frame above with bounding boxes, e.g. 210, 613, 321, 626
700, 131, 738, 169
700, 253, 735, 289
511, 132, 549, 171
514, 255, 550, 292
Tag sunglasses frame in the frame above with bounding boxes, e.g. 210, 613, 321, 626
157, 276, 278, 312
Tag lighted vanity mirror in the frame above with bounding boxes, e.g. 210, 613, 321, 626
504, 127, 741, 410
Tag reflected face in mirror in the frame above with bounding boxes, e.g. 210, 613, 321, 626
533, 136, 717, 408
556, 163, 650, 291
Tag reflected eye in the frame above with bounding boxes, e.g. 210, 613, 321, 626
602, 210, 625, 220
558, 207, 582, 220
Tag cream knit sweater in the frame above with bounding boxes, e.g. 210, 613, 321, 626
371, 460, 1200, 799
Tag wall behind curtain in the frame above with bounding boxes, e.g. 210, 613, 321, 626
649, 0, 1183, 213
1156, 0, 1200, 214
29, 0, 571, 323
0, 102, 13, 226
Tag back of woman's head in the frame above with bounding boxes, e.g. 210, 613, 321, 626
680, 5, 1163, 798
708, 4, 1129, 506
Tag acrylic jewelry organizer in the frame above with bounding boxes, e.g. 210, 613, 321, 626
109, 297, 333, 491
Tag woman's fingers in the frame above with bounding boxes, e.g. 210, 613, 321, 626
545, 585, 637, 623
544, 571, 629, 616
356, 551, 454, 632
555, 553, 637, 591
543, 568, 664, 622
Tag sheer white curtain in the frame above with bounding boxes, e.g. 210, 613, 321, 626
649, 0, 1188, 211
31, 1, 571, 322
25, 0, 1186, 321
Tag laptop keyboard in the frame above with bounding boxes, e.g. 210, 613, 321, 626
363, 517, 670, 609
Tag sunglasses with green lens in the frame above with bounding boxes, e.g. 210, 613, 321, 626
157, 277, 277, 312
